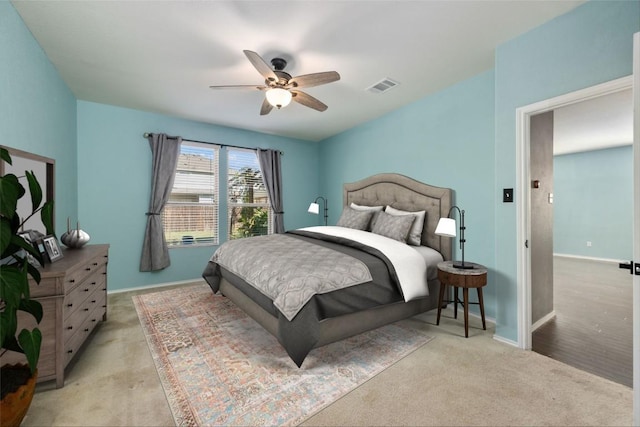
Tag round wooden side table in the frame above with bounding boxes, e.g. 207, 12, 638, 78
436, 261, 487, 337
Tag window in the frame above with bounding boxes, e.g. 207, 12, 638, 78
162, 141, 219, 246
227, 148, 272, 239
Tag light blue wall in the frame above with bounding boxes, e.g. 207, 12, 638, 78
554, 146, 633, 260
494, 0, 639, 341
320, 70, 497, 318
77, 101, 319, 291
1, 1, 78, 234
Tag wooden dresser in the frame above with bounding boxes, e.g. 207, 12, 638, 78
1, 244, 109, 388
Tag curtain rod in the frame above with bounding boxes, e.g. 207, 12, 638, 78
143, 133, 283, 155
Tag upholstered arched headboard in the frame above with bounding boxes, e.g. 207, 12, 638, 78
343, 173, 452, 261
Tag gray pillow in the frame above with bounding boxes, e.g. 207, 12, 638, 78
350, 202, 384, 230
371, 210, 415, 243
384, 206, 426, 246
337, 207, 374, 230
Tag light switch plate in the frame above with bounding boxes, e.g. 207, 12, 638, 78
503, 188, 513, 203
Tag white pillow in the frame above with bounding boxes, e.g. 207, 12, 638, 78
384, 206, 426, 246
350, 202, 384, 212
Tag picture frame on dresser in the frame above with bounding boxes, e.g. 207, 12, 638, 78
43, 235, 63, 262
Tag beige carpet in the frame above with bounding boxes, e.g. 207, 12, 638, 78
22, 282, 633, 426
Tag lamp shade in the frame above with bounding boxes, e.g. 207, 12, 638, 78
435, 217, 456, 237
308, 202, 320, 214
265, 88, 292, 109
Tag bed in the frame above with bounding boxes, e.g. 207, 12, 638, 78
202, 173, 452, 367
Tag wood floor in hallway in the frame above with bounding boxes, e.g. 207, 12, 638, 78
532, 256, 633, 388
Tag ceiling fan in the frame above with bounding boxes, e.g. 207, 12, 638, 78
209, 50, 340, 115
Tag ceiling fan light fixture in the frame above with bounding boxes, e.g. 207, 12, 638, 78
265, 88, 292, 109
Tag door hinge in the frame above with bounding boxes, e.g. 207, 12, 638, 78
618, 260, 640, 275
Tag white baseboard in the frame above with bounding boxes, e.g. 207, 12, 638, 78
469, 311, 496, 326
107, 278, 205, 295
492, 334, 519, 347
440, 305, 496, 326
553, 253, 624, 264
531, 310, 556, 332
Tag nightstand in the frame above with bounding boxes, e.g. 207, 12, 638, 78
436, 260, 487, 337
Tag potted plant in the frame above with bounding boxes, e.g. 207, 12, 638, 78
0, 147, 54, 426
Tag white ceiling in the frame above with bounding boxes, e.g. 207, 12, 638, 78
12, 0, 589, 143
553, 89, 633, 155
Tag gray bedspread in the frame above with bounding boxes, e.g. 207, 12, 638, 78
203, 230, 405, 367
210, 233, 372, 321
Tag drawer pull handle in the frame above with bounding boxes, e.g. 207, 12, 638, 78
69, 279, 75, 283
102, 272, 106, 275
67, 303, 73, 308
93, 262, 98, 266
83, 308, 89, 312
102, 305, 107, 308
84, 328, 89, 332
92, 319, 97, 322
67, 326, 73, 330
85, 268, 91, 271
84, 288, 89, 292
91, 300, 96, 303
68, 349, 73, 354
91, 282, 97, 285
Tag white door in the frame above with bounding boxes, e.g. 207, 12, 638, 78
632, 31, 639, 427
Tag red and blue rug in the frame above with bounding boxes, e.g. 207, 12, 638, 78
133, 283, 433, 426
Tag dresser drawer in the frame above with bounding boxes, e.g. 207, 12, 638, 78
64, 283, 106, 344
64, 295, 107, 366
62, 252, 109, 294
63, 265, 106, 321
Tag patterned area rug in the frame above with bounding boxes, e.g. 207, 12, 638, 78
133, 283, 433, 426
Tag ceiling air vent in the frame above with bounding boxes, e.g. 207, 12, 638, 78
366, 78, 400, 94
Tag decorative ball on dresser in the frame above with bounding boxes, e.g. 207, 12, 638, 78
60, 217, 91, 249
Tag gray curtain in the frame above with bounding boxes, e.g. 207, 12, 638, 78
257, 149, 285, 233
140, 133, 182, 271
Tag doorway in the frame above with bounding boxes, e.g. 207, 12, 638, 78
515, 76, 634, 379
527, 91, 634, 387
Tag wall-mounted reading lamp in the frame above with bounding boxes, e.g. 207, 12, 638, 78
435, 205, 474, 269
308, 196, 328, 226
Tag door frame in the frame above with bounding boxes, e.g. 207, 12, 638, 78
515, 75, 632, 350
631, 31, 639, 426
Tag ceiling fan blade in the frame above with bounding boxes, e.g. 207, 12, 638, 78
291, 90, 328, 112
260, 98, 273, 116
209, 84, 267, 90
288, 71, 340, 89
244, 50, 279, 83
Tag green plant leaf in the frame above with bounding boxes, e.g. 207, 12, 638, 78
0, 307, 19, 352
13, 233, 39, 257
0, 218, 12, 255
19, 299, 43, 324
41, 200, 55, 236
0, 147, 12, 165
0, 173, 24, 218
26, 261, 42, 283
25, 170, 43, 213
0, 263, 27, 308
18, 328, 41, 375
